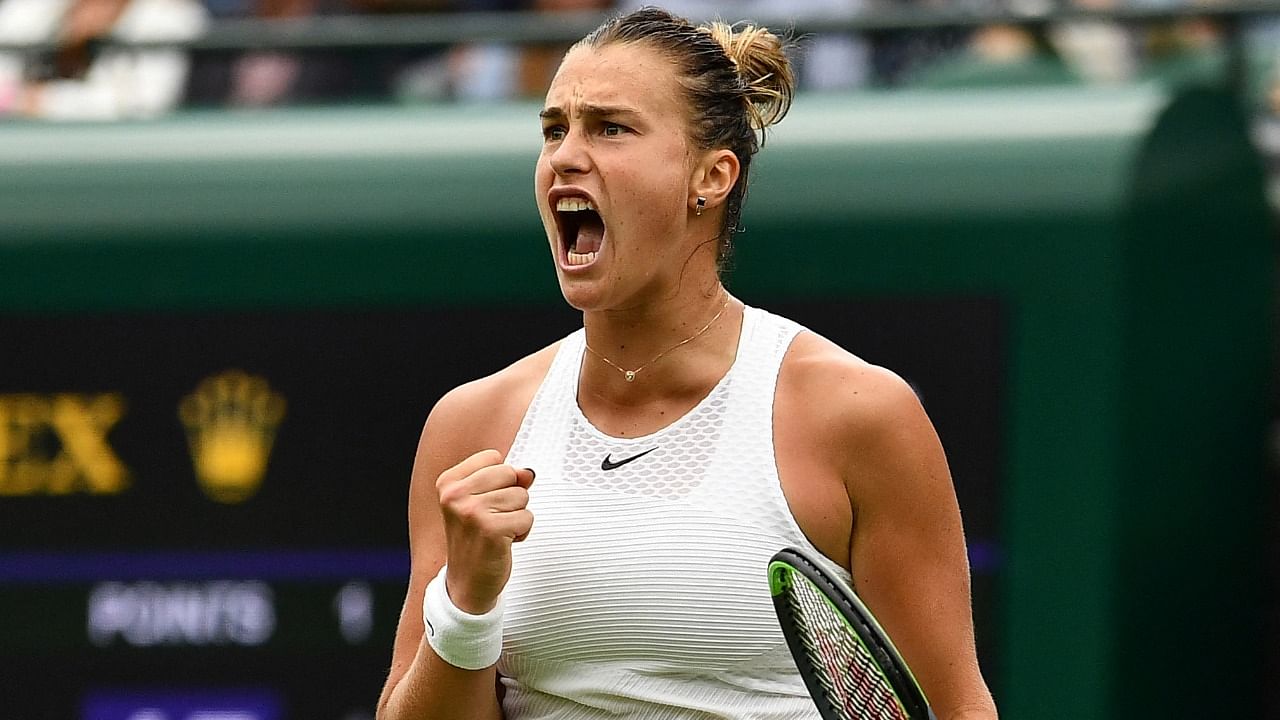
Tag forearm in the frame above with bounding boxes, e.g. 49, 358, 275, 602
378, 639, 503, 720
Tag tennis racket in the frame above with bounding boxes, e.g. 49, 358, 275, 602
768, 547, 935, 720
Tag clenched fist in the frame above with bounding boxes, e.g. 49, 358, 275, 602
435, 449, 536, 615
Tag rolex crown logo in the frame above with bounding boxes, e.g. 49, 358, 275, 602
179, 370, 286, 504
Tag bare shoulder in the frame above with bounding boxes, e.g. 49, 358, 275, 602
773, 328, 945, 566
780, 330, 927, 446
779, 329, 948, 506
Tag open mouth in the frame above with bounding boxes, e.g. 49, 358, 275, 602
555, 197, 605, 267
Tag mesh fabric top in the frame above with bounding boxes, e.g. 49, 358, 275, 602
500, 306, 852, 719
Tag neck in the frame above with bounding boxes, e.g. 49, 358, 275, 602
580, 283, 740, 402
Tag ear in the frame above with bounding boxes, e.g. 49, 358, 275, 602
688, 149, 739, 215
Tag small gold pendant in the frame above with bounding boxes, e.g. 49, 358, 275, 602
624, 371, 636, 382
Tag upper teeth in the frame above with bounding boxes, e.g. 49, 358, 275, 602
556, 197, 596, 212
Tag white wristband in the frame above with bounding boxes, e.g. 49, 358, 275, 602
422, 565, 504, 670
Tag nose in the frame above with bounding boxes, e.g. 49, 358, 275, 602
548, 127, 591, 177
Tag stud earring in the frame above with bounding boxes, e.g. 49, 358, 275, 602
695, 196, 706, 217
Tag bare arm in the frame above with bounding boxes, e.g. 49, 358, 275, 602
838, 366, 998, 720
47, 0, 130, 79
376, 381, 533, 720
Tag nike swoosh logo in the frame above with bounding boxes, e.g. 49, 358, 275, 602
601, 447, 658, 471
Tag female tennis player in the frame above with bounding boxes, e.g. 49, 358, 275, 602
377, 7, 997, 720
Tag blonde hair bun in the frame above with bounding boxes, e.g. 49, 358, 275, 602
703, 21, 795, 133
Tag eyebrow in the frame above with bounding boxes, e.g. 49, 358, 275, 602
539, 104, 642, 121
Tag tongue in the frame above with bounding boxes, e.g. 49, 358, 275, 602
575, 214, 604, 254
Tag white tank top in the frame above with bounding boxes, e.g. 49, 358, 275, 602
500, 305, 853, 719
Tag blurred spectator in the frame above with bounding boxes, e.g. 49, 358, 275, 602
186, 0, 368, 107
389, 0, 611, 103
905, 23, 1080, 88
519, 0, 609, 96
1138, 15, 1227, 87
864, 0, 969, 87
1049, 0, 1138, 83
226, 0, 315, 106
1245, 15, 1280, 115
618, 0, 870, 91
388, 0, 529, 103
187, 0, 523, 106
0, 0, 207, 119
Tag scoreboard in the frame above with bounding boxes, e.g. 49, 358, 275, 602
0, 298, 1005, 719
0, 305, 574, 718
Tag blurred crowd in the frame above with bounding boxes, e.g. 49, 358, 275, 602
0, 0, 1274, 119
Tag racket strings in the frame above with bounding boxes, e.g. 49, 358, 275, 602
787, 578, 909, 720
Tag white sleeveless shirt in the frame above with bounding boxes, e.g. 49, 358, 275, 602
500, 305, 853, 719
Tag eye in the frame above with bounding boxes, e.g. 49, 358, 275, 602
603, 124, 625, 137
543, 125, 566, 142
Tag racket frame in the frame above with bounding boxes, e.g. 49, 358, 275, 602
769, 547, 935, 720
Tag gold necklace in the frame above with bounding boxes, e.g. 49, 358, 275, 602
585, 294, 732, 383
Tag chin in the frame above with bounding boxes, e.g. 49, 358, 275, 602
558, 270, 629, 314
556, 280, 602, 313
